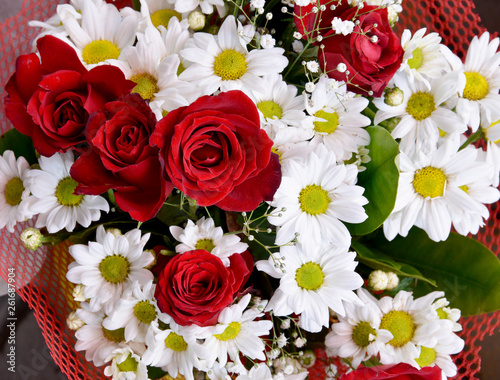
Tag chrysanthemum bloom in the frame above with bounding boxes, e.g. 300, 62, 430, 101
67, 225, 154, 314
443, 32, 500, 131
27, 152, 109, 233
0, 150, 34, 232
104, 347, 149, 380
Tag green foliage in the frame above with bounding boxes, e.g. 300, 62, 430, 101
0, 129, 37, 165
346, 126, 399, 235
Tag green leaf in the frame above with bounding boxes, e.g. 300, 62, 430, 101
371, 228, 500, 316
0, 129, 37, 165
147, 366, 167, 379
346, 126, 399, 235
351, 240, 436, 286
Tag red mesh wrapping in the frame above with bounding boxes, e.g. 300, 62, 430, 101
0, 1, 498, 379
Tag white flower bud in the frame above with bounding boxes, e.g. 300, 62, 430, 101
188, 11, 206, 31
384, 86, 405, 106
336, 63, 347, 73
369, 270, 389, 291
386, 271, 399, 290
66, 311, 85, 330
105, 227, 122, 238
72, 284, 87, 302
20, 228, 43, 250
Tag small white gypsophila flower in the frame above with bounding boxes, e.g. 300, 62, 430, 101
261, 34, 276, 49
331, 17, 355, 36
306, 60, 320, 73
292, 40, 304, 53
66, 225, 154, 315
251, 0, 266, 9
27, 151, 109, 234
170, 217, 248, 266
0, 150, 34, 233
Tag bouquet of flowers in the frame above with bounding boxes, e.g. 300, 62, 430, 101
1, 0, 500, 379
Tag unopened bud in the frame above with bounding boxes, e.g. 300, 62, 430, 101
384, 86, 404, 106
20, 228, 43, 250
188, 11, 206, 31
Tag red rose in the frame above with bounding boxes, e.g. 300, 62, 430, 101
150, 90, 281, 211
70, 93, 173, 221
4, 35, 133, 156
339, 363, 442, 380
155, 249, 253, 326
319, 6, 404, 97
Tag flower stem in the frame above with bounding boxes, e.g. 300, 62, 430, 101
459, 128, 484, 151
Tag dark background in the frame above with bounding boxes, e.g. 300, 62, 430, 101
0, 0, 499, 379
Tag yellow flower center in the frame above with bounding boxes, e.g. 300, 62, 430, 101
195, 239, 216, 252
459, 184, 469, 193
213, 50, 247, 81
82, 40, 120, 65
295, 262, 324, 291
380, 310, 416, 347
99, 255, 130, 284
116, 354, 139, 372
413, 166, 446, 198
150, 9, 182, 30
214, 322, 241, 341
133, 300, 157, 324
314, 109, 339, 134
299, 184, 330, 215
131, 73, 159, 100
258, 100, 283, 120
164, 332, 188, 352
56, 177, 84, 206
102, 326, 125, 343
272, 147, 283, 163
415, 346, 437, 368
406, 92, 435, 121
352, 321, 376, 348
408, 47, 424, 70
4, 177, 24, 206
463, 72, 489, 101
436, 307, 448, 319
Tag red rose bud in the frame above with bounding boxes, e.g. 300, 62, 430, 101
151, 90, 281, 211
155, 249, 253, 327
70, 93, 173, 221
319, 6, 404, 97
339, 363, 443, 380
3, 35, 134, 156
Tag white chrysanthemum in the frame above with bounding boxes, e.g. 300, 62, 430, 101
103, 280, 160, 343
432, 298, 462, 332
142, 318, 208, 380
399, 28, 450, 89
325, 289, 393, 368
0, 150, 34, 232
75, 303, 145, 367
305, 76, 371, 161
268, 144, 367, 248
374, 71, 466, 156
235, 364, 273, 380
169, 217, 248, 266
383, 136, 500, 242
27, 152, 109, 234
443, 32, 500, 131
243, 74, 314, 147
179, 16, 288, 95
204, 294, 273, 367
104, 347, 149, 380
66, 226, 154, 314
58, 0, 140, 68
371, 291, 447, 367
170, 0, 225, 14
414, 332, 464, 377
256, 242, 364, 333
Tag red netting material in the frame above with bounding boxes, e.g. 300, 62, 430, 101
0, 1, 498, 379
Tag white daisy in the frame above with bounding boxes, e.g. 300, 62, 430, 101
235, 364, 273, 380
374, 71, 466, 156
443, 32, 500, 131
169, 217, 248, 266
305, 76, 371, 162
58, 0, 140, 68
374, 291, 446, 367
204, 294, 273, 367
102, 280, 160, 343
171, 0, 225, 14
243, 74, 314, 147
66, 225, 154, 314
179, 16, 288, 95
142, 318, 208, 380
414, 332, 464, 378
104, 347, 149, 380
139, 0, 189, 32
268, 144, 367, 248
399, 28, 450, 89
383, 136, 500, 242
325, 288, 393, 368
75, 302, 145, 367
256, 242, 364, 333
432, 298, 462, 332
27, 152, 109, 234
0, 150, 34, 232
